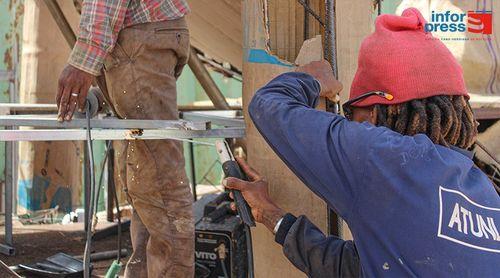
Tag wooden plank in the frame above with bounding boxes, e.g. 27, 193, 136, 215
243, 1, 326, 277
186, 0, 243, 69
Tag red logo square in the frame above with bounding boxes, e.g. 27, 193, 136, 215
468, 11, 493, 34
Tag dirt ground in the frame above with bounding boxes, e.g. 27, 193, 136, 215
0, 221, 132, 277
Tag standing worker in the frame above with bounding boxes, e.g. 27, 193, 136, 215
56, 1, 193, 277
223, 8, 500, 277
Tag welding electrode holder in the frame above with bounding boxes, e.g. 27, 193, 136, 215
216, 141, 256, 227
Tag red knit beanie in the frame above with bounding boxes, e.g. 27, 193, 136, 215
349, 8, 468, 107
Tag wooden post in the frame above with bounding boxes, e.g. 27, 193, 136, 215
18, 0, 83, 214
242, 1, 327, 277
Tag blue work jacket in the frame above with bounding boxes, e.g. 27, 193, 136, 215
248, 72, 500, 277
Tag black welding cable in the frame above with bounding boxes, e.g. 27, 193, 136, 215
94, 141, 112, 218
83, 101, 97, 278
245, 225, 254, 278
92, 140, 122, 263
221, 258, 229, 278
110, 154, 123, 263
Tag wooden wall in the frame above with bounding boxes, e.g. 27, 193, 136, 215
243, 1, 326, 277
242, 0, 375, 276
266, 0, 324, 62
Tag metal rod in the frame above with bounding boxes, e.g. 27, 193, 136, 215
74, 249, 129, 262
324, 0, 339, 114
83, 144, 90, 233
325, 0, 338, 78
188, 47, 231, 110
197, 54, 242, 81
325, 0, 342, 238
0, 115, 209, 130
181, 112, 244, 128
189, 141, 197, 201
43, 0, 76, 47
0, 128, 245, 141
106, 143, 115, 222
297, 0, 325, 27
2, 127, 15, 256
0, 103, 243, 113
303, 0, 310, 40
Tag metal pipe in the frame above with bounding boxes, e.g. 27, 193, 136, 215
106, 143, 115, 222
303, 0, 310, 40
75, 249, 129, 261
43, 0, 76, 47
197, 55, 242, 81
0, 115, 210, 130
1, 128, 15, 256
0, 103, 243, 113
0, 128, 245, 142
325, 0, 338, 78
297, 0, 325, 27
5, 139, 13, 246
83, 144, 90, 233
189, 142, 197, 201
188, 47, 231, 110
325, 0, 342, 238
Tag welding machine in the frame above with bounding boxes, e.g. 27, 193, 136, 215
194, 193, 249, 278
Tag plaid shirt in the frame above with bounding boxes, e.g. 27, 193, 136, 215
69, 0, 189, 75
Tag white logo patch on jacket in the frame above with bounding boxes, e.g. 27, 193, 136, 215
438, 186, 500, 253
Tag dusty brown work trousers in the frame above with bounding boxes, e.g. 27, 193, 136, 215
102, 18, 194, 278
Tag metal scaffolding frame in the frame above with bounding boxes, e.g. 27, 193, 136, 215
0, 108, 244, 255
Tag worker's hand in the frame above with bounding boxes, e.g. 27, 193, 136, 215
56, 64, 94, 122
223, 157, 285, 232
296, 60, 343, 102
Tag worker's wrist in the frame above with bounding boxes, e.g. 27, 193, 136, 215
261, 206, 285, 233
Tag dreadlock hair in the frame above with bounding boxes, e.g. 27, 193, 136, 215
374, 95, 478, 149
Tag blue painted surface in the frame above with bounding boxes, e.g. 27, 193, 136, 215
246, 49, 294, 67
18, 176, 49, 211
19, 176, 73, 213
51, 187, 72, 213
0, 0, 23, 183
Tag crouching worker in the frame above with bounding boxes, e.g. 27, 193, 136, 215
223, 8, 500, 278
